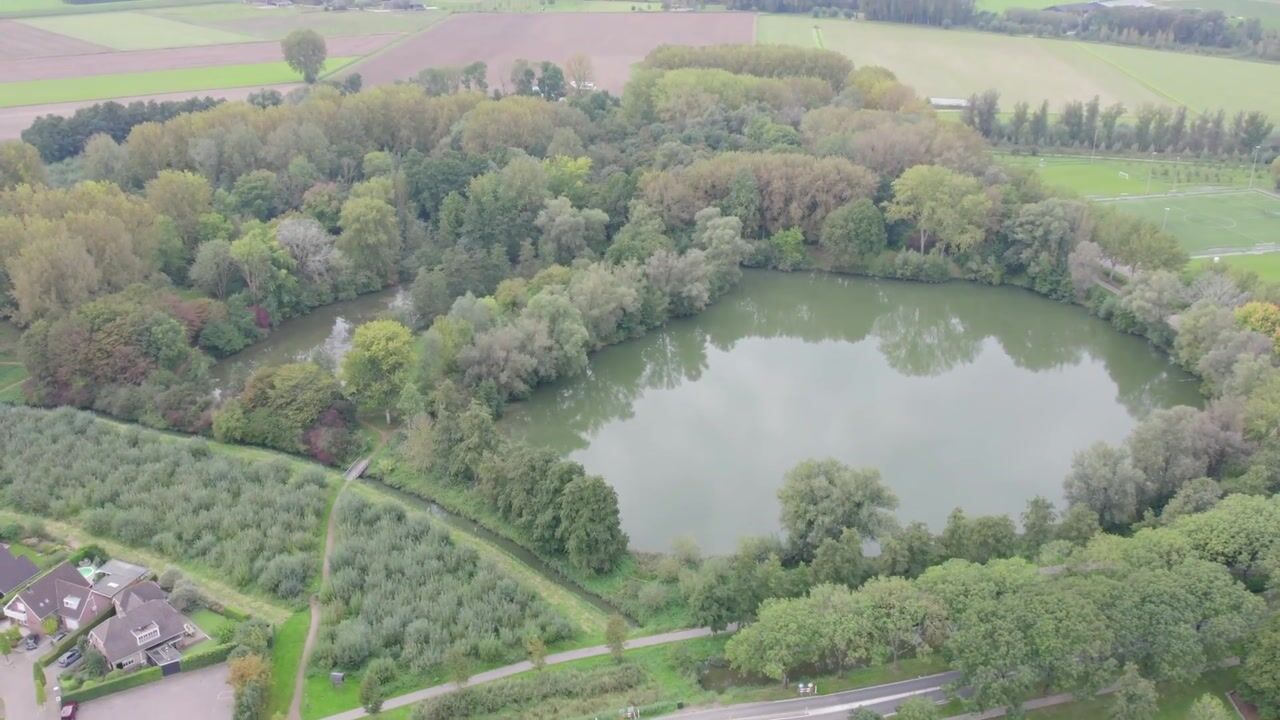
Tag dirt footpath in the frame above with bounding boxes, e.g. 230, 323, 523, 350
347, 12, 758, 92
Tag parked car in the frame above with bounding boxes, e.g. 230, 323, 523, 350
56, 648, 82, 667
52, 630, 68, 643
60, 702, 79, 720
23, 634, 39, 651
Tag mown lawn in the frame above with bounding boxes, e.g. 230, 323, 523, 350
1102, 191, 1280, 254
268, 610, 310, 717
0, 0, 224, 18
0, 58, 357, 109
998, 154, 1254, 198
151, 2, 445, 39
19, 11, 253, 49
188, 608, 235, 648
1194, 253, 1280, 282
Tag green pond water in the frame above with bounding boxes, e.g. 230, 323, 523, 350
504, 270, 1202, 554
211, 287, 405, 387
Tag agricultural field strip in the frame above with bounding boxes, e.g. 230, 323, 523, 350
18, 11, 255, 51
0, 58, 359, 109
349, 481, 610, 638
0, 35, 394, 84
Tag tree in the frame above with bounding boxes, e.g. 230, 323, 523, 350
342, 320, 414, 423
1063, 443, 1145, 530
1021, 496, 1056, 559
525, 634, 547, 670
1242, 613, 1280, 717
0, 140, 45, 190
190, 238, 237, 299
145, 170, 211, 250
811, 528, 874, 589
886, 165, 991, 255
778, 459, 898, 560
1187, 694, 1232, 720
893, 697, 941, 720
558, 474, 628, 574
282, 29, 327, 84
605, 613, 627, 662
444, 644, 472, 686
1109, 664, 1158, 720
338, 196, 402, 284
359, 671, 384, 715
228, 653, 272, 720
564, 54, 595, 93
820, 198, 887, 270
41, 616, 57, 636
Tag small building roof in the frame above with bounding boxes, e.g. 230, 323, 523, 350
91, 559, 149, 599
0, 546, 39, 596
90, 599, 191, 665
7, 562, 89, 621
118, 581, 168, 614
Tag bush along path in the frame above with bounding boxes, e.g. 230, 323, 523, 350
318, 625, 732, 720
287, 453, 373, 720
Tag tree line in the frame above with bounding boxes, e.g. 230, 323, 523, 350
960, 91, 1274, 158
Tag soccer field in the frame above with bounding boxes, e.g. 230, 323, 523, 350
758, 16, 1280, 117
1101, 191, 1280, 255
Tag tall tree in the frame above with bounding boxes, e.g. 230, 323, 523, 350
778, 459, 898, 560
342, 320, 414, 423
886, 165, 991, 255
1109, 664, 1158, 720
282, 29, 327, 84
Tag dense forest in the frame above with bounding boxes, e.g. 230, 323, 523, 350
1, 40, 1280, 718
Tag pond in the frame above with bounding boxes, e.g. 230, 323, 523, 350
504, 271, 1202, 554
211, 287, 406, 388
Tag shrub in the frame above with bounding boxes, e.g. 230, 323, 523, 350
411, 664, 646, 720
62, 667, 163, 703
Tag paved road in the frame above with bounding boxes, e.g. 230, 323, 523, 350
318, 626, 725, 720
658, 672, 962, 720
0, 641, 45, 720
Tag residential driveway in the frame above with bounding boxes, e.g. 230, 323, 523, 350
77, 664, 233, 720
0, 638, 49, 720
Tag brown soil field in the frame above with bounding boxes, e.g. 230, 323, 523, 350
348, 12, 758, 92
0, 20, 107, 60
0, 84, 299, 140
0, 34, 396, 83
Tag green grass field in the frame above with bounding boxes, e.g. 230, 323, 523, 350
0, 57, 357, 108
759, 16, 1280, 117
1000, 154, 1257, 197
19, 11, 253, 50
975, 0, 1050, 11
1196, 252, 1280, 281
1101, 191, 1280, 254
268, 610, 310, 717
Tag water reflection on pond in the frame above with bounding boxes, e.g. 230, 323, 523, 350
505, 271, 1201, 554
211, 287, 406, 388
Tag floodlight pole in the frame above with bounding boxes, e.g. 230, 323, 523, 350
1146, 151, 1156, 194
1162, 207, 1171, 231
1249, 145, 1262, 190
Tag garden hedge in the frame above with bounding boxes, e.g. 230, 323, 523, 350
33, 661, 46, 704
62, 666, 162, 703
181, 643, 234, 671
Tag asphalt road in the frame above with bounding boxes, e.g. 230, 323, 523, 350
658, 672, 963, 720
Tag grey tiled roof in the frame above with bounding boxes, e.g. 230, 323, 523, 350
0, 546, 38, 595
90, 599, 191, 665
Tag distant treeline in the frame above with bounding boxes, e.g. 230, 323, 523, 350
960, 91, 1275, 157
22, 97, 223, 164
